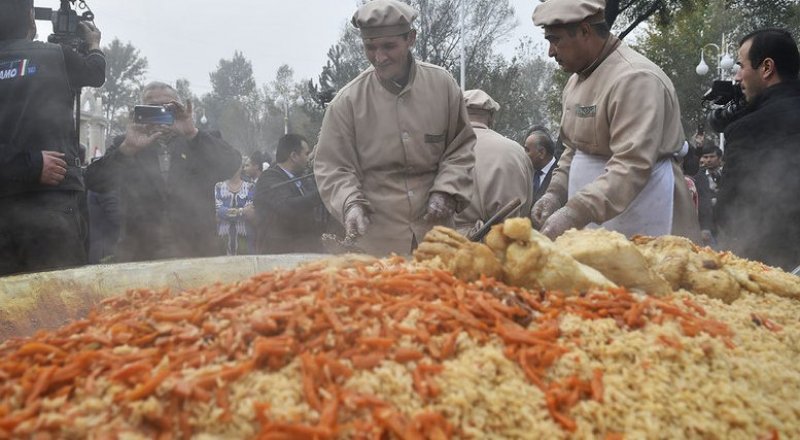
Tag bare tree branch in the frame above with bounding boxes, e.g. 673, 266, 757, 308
619, 0, 664, 40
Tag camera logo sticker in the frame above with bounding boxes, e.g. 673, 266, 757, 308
0, 59, 36, 81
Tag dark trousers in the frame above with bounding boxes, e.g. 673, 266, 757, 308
0, 191, 87, 276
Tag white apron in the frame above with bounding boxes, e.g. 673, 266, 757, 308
568, 151, 674, 238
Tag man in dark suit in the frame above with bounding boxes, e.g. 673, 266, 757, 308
524, 126, 557, 206
254, 134, 325, 254
695, 142, 722, 246
85, 82, 242, 262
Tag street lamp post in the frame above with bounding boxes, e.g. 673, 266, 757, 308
282, 99, 289, 135
459, 0, 466, 90
695, 33, 738, 149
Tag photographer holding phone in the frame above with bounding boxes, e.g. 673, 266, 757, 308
85, 82, 242, 262
0, 0, 105, 276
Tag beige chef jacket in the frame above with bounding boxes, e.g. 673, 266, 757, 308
455, 122, 534, 235
314, 56, 476, 255
546, 36, 700, 241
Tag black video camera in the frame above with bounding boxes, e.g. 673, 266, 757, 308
703, 80, 747, 133
702, 80, 743, 106
34, 0, 94, 53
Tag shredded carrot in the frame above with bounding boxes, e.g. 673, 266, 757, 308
358, 336, 395, 350
216, 386, 232, 422
318, 389, 339, 429
551, 410, 577, 432
394, 348, 425, 363
657, 334, 685, 350
591, 369, 604, 403
320, 302, 345, 332
124, 367, 171, 402
150, 307, 195, 323
0, 401, 41, 432
26, 366, 54, 406
682, 298, 707, 316
264, 423, 333, 438
0, 259, 738, 437
300, 354, 322, 412
16, 342, 67, 358
109, 360, 153, 382
351, 353, 385, 370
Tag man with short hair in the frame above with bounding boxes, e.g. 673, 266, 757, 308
529, 0, 699, 242
716, 28, 800, 269
0, 0, 105, 275
254, 134, 325, 254
524, 126, 557, 205
699, 144, 723, 175
85, 82, 241, 262
242, 151, 265, 184
454, 89, 533, 236
314, 0, 475, 255
695, 141, 723, 246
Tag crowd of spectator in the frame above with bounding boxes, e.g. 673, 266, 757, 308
2, 0, 798, 277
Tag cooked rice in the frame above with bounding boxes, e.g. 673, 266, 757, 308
1, 257, 799, 439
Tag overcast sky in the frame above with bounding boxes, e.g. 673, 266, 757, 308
37, 0, 545, 95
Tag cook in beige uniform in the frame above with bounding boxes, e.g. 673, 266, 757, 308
530, 0, 700, 242
314, 0, 475, 255
455, 89, 534, 236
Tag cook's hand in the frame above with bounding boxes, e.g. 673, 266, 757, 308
467, 220, 484, 238
165, 100, 198, 140
77, 22, 102, 50
531, 192, 561, 229
423, 192, 456, 224
39, 151, 67, 186
344, 204, 370, 239
119, 123, 163, 156
540, 206, 582, 240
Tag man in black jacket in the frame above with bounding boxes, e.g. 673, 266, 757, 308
524, 126, 557, 206
0, 0, 105, 275
254, 134, 325, 254
696, 142, 723, 246
85, 82, 241, 262
717, 28, 800, 270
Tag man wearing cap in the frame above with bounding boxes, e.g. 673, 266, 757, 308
455, 89, 533, 236
314, 0, 475, 255
530, 0, 700, 241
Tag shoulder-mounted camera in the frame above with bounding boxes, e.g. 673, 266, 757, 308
702, 80, 742, 106
34, 0, 94, 53
703, 80, 747, 133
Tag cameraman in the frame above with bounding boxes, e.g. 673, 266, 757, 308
85, 82, 242, 262
716, 28, 800, 270
0, 0, 105, 276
